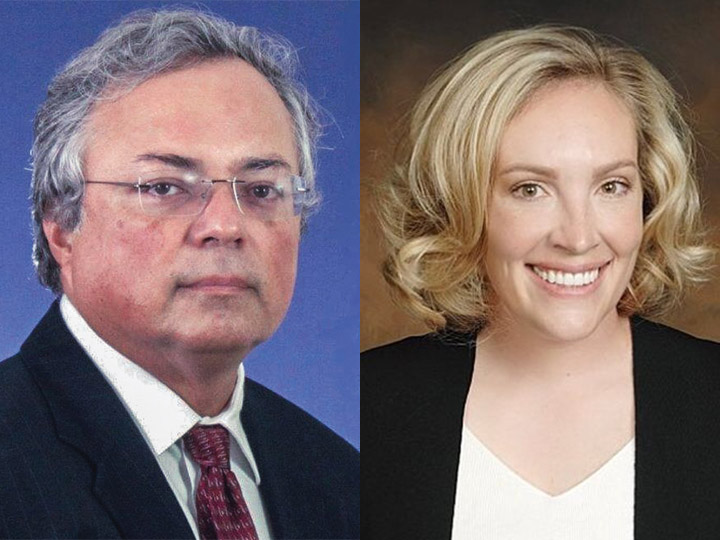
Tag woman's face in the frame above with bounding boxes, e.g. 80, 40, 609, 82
485, 79, 644, 342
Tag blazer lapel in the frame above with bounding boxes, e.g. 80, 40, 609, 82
20, 303, 194, 539
632, 317, 720, 539
401, 337, 475, 540
363, 333, 475, 540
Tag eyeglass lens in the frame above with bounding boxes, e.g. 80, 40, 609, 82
135, 172, 303, 220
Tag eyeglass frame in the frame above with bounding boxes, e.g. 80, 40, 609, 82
84, 174, 309, 220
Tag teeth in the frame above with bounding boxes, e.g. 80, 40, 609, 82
532, 266, 601, 287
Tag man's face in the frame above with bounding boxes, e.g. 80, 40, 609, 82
48, 59, 300, 363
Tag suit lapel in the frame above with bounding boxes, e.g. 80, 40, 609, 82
20, 303, 194, 539
241, 380, 299, 539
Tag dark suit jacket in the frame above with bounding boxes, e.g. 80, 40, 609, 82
362, 317, 720, 539
0, 302, 359, 539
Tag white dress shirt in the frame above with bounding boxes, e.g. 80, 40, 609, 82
60, 295, 272, 539
452, 424, 634, 540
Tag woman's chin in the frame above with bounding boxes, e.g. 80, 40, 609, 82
518, 308, 620, 344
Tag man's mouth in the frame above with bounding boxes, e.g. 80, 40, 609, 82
179, 275, 254, 293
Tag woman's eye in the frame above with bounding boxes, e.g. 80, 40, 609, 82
511, 183, 544, 199
600, 180, 629, 196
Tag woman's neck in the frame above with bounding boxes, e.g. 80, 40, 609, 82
476, 311, 633, 380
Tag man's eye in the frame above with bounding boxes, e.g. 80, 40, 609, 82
244, 183, 283, 201
139, 180, 187, 197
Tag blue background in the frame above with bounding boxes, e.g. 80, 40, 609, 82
0, 1, 359, 448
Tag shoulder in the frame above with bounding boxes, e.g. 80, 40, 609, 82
632, 317, 720, 376
362, 335, 473, 539
244, 378, 358, 461
632, 317, 720, 424
362, 333, 474, 386
0, 302, 88, 433
243, 378, 358, 488
362, 332, 473, 472
632, 317, 720, 355
362, 333, 475, 412
0, 352, 52, 430
243, 379, 358, 538
0, 354, 89, 538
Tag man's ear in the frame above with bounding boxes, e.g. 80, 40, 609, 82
43, 219, 74, 277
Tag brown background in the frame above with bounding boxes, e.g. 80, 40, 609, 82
361, 0, 720, 350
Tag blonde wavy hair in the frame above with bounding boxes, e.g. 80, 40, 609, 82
379, 25, 714, 333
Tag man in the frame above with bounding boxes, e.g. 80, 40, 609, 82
0, 9, 358, 539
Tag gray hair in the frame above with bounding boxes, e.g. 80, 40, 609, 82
32, 8, 322, 294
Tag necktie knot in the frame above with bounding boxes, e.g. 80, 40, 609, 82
182, 424, 258, 539
183, 424, 231, 469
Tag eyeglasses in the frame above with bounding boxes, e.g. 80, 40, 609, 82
85, 169, 308, 221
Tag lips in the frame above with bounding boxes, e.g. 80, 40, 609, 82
180, 275, 251, 291
530, 263, 608, 287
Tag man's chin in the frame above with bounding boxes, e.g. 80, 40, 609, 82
173, 329, 269, 356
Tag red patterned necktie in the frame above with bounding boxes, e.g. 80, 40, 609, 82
183, 425, 259, 540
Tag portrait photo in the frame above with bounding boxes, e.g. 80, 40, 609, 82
0, 0, 359, 447
0, 2, 358, 538
361, 1, 720, 538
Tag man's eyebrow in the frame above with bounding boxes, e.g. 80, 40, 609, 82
133, 153, 201, 169
230, 156, 293, 173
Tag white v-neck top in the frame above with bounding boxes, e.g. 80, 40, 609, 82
451, 425, 634, 540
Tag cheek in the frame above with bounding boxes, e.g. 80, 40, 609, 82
112, 220, 169, 265
254, 222, 300, 307
273, 234, 299, 294
486, 206, 541, 268
603, 205, 644, 256
78, 216, 173, 290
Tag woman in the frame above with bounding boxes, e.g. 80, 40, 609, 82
362, 26, 719, 539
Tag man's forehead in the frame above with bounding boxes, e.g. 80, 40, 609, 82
88, 59, 290, 127
83, 58, 299, 176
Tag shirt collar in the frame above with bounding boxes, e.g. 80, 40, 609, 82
59, 295, 261, 483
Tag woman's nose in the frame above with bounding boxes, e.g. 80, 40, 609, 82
550, 201, 601, 254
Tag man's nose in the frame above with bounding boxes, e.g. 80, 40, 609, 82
550, 200, 600, 254
188, 182, 245, 246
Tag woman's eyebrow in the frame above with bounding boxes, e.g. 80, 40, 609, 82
593, 159, 638, 177
497, 159, 638, 178
497, 164, 556, 177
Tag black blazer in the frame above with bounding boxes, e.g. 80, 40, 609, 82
0, 302, 359, 539
362, 317, 720, 539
